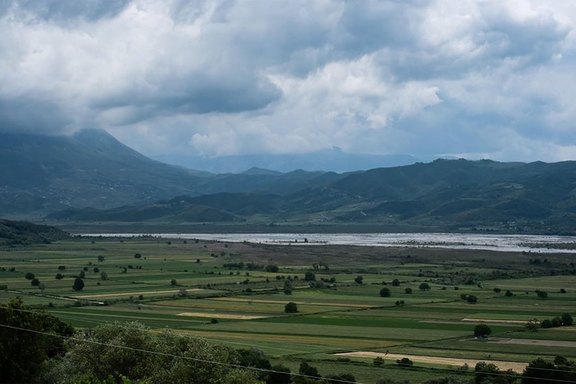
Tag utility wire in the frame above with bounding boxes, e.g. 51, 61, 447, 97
2, 306, 576, 380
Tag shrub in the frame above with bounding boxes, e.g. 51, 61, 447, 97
396, 358, 413, 367
392, 279, 400, 287
55, 273, 64, 280
404, 287, 413, 294
24, 272, 35, 280
284, 302, 298, 313
72, 278, 85, 291
419, 282, 430, 291
380, 287, 391, 297
473, 324, 491, 338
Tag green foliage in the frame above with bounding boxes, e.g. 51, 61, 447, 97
379, 287, 391, 297
25, 272, 35, 280
284, 302, 298, 313
31, 277, 40, 286
536, 290, 548, 298
474, 361, 515, 384
43, 321, 262, 384
419, 282, 431, 291
267, 364, 291, 384
473, 324, 491, 338
396, 358, 413, 367
304, 272, 316, 281
354, 275, 363, 284
265, 265, 279, 273
404, 287, 413, 294
73, 278, 85, 291
391, 279, 401, 286
0, 297, 74, 383
522, 356, 576, 384
562, 313, 574, 326
373, 357, 385, 367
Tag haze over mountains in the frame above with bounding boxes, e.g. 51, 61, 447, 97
2, 129, 576, 234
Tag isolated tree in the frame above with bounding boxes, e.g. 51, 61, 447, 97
473, 324, 492, 338
397, 358, 413, 367
25, 272, 35, 280
561, 313, 574, 326
97, 255, 105, 262
536, 290, 548, 298
72, 278, 85, 291
134, 253, 142, 259
405, 287, 413, 294
392, 279, 401, 287
354, 275, 364, 285
57, 265, 66, 271
304, 271, 316, 281
419, 282, 431, 291
30, 278, 40, 287
265, 265, 279, 273
170, 279, 178, 286
55, 273, 64, 280
380, 287, 391, 297
466, 295, 478, 304
284, 302, 298, 313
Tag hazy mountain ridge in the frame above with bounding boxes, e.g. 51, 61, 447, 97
48, 158, 576, 234
0, 130, 341, 215
0, 219, 69, 245
4, 130, 576, 233
155, 148, 421, 173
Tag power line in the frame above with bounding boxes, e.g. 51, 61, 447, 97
2, 306, 576, 381
0, 322, 362, 384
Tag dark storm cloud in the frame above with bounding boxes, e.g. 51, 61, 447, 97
0, 0, 575, 162
0, 0, 130, 25
0, 95, 72, 134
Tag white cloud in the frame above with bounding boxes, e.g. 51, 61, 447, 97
0, 0, 575, 162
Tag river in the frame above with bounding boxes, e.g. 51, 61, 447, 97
82, 232, 576, 253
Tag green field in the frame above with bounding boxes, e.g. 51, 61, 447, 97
1, 236, 575, 383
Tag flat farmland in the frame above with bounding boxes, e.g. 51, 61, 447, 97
1, 236, 576, 383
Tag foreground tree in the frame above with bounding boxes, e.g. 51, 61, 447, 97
0, 297, 74, 383
42, 321, 263, 384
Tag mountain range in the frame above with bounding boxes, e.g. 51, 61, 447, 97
2, 129, 576, 234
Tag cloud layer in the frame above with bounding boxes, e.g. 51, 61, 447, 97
1, 0, 575, 162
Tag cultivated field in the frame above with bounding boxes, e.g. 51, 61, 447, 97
1, 235, 575, 383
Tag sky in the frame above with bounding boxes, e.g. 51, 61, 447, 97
1, 0, 576, 163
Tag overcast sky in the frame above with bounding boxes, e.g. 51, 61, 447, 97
1, 0, 576, 162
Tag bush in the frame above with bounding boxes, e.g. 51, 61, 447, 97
380, 287, 391, 297
30, 278, 40, 286
55, 273, 64, 280
373, 356, 385, 366
536, 290, 548, 298
562, 313, 574, 326
284, 302, 298, 313
24, 272, 35, 280
72, 278, 84, 291
419, 282, 430, 291
392, 279, 400, 286
405, 287, 413, 294
473, 324, 491, 338
396, 358, 413, 367
354, 276, 363, 284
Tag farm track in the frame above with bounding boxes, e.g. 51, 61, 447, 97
335, 351, 528, 372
